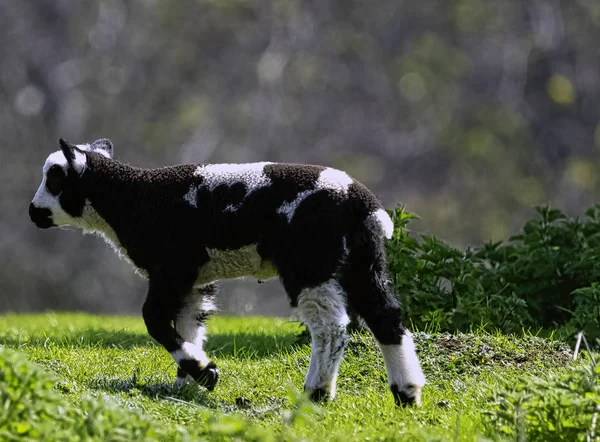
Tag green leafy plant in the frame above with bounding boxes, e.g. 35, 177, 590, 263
386, 204, 600, 343
0, 347, 167, 441
483, 359, 600, 441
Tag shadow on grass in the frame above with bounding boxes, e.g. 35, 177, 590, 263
86, 375, 219, 409
0, 328, 304, 357
86, 375, 291, 415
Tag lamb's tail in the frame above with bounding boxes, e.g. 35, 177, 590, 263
366, 208, 394, 239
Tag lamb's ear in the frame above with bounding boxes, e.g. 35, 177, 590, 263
91, 138, 114, 158
59, 138, 77, 166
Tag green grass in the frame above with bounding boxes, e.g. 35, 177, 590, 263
0, 313, 597, 441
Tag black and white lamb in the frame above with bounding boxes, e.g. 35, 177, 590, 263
29, 138, 426, 406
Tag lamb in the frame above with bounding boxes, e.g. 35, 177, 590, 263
29, 138, 426, 406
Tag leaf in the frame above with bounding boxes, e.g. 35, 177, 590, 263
14, 422, 31, 434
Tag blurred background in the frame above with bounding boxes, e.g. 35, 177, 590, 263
1, 0, 600, 315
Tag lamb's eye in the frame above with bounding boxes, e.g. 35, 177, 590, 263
46, 165, 66, 196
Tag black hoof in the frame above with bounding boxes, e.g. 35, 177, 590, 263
391, 384, 420, 407
180, 360, 219, 391
304, 385, 328, 402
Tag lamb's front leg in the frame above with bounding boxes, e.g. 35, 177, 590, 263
297, 281, 350, 402
142, 277, 218, 390
174, 284, 218, 388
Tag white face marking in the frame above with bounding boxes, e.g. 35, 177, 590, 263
31, 149, 87, 227
184, 162, 274, 209
297, 280, 349, 397
32, 143, 134, 272
276, 167, 354, 223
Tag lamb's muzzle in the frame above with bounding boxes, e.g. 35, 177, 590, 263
29, 202, 54, 229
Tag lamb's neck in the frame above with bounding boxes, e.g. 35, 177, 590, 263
80, 157, 143, 247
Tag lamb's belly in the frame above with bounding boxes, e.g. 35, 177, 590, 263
195, 244, 278, 285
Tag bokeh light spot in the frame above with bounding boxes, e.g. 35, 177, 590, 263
547, 74, 576, 105
14, 85, 45, 117
566, 159, 596, 190
257, 52, 287, 83
513, 177, 545, 206
399, 72, 428, 102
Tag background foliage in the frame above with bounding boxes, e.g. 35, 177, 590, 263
2, 0, 600, 314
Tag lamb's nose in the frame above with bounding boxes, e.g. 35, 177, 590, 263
28, 202, 37, 220
29, 203, 54, 229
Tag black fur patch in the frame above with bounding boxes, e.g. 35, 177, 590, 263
179, 359, 219, 390
305, 386, 329, 402
59, 165, 87, 218
79, 155, 390, 300
71, 153, 407, 397
390, 384, 415, 407
46, 165, 66, 196
29, 203, 54, 228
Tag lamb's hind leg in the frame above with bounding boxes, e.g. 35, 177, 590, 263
142, 276, 218, 390
340, 221, 425, 406
174, 284, 218, 389
342, 264, 426, 406
296, 280, 350, 402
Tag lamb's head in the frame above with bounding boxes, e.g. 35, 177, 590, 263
29, 138, 113, 229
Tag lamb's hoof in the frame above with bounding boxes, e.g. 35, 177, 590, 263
391, 384, 422, 407
304, 385, 329, 402
180, 360, 219, 391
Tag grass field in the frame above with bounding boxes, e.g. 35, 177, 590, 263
0, 313, 597, 441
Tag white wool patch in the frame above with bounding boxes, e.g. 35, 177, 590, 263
183, 186, 199, 208
174, 290, 216, 383
195, 162, 273, 191
176, 294, 215, 347
171, 342, 210, 366
378, 331, 426, 393
297, 280, 349, 397
195, 244, 278, 286
316, 167, 353, 192
276, 189, 313, 222
184, 162, 274, 209
371, 208, 394, 239
276, 167, 354, 223
342, 236, 349, 255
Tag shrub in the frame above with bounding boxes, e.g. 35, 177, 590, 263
386, 205, 600, 343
